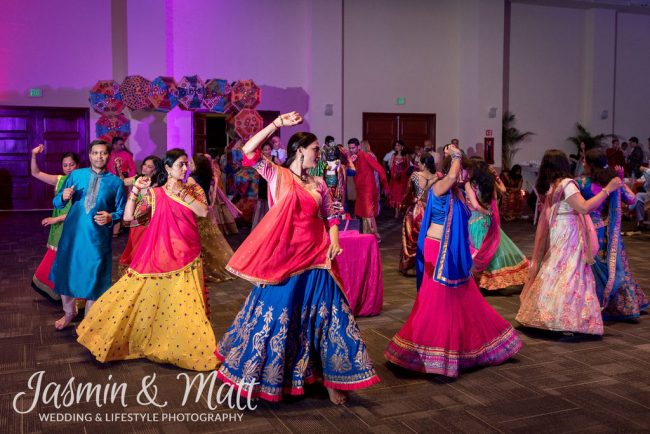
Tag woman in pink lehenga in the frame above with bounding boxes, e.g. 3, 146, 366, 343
385, 147, 521, 377
516, 150, 623, 336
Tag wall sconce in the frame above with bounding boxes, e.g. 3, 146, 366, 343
600, 110, 608, 120
488, 107, 497, 118
324, 104, 334, 116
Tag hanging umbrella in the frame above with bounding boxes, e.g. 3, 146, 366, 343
96, 114, 131, 142
203, 79, 230, 112
177, 75, 206, 110
89, 80, 126, 115
120, 75, 153, 111
148, 76, 179, 112
230, 79, 261, 109
233, 109, 263, 140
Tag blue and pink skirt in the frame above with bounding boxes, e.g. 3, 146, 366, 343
215, 268, 380, 402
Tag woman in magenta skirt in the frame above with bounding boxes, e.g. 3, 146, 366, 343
385, 145, 522, 377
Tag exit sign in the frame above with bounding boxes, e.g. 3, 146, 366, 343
396, 97, 405, 105
29, 88, 42, 97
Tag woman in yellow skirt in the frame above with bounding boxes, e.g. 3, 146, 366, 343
77, 148, 218, 371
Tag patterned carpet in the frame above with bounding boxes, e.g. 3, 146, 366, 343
0, 207, 649, 433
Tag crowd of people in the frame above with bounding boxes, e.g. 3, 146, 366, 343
28, 113, 647, 406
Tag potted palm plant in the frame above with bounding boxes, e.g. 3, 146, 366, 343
502, 111, 534, 170
567, 123, 611, 151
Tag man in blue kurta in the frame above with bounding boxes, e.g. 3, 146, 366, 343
50, 140, 126, 330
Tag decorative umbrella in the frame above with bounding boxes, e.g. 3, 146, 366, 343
177, 75, 206, 110
148, 76, 179, 112
230, 79, 261, 109
203, 79, 230, 112
120, 75, 153, 111
89, 80, 125, 115
233, 109, 263, 140
96, 114, 131, 142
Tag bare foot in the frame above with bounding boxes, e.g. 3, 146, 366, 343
326, 387, 347, 405
54, 312, 76, 330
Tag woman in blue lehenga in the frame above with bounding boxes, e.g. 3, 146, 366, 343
577, 149, 648, 321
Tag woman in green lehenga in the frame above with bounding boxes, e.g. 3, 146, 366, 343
465, 158, 529, 291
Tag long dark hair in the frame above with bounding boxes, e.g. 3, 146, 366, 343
536, 149, 572, 196
585, 149, 616, 187
393, 139, 406, 156
509, 164, 522, 180
159, 148, 187, 185
419, 154, 436, 174
140, 155, 164, 187
191, 154, 214, 201
283, 132, 318, 168
468, 157, 495, 207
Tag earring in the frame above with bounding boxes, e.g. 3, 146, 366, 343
300, 154, 304, 166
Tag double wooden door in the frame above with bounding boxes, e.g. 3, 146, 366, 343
0, 106, 89, 210
362, 112, 436, 161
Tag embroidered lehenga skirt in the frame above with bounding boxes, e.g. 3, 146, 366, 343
469, 212, 529, 291
385, 238, 522, 377
215, 268, 380, 401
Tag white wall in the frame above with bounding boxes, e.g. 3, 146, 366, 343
343, 0, 461, 151
614, 12, 650, 155
509, 3, 587, 164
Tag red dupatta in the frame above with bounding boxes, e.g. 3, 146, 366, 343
129, 187, 203, 275
226, 166, 335, 286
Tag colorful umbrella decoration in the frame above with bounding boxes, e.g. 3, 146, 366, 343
89, 80, 125, 115
120, 75, 153, 111
203, 79, 230, 112
230, 79, 261, 109
233, 109, 263, 140
177, 75, 206, 110
148, 76, 179, 112
96, 114, 131, 142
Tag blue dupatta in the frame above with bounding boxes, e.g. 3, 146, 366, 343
416, 188, 472, 290
592, 188, 625, 308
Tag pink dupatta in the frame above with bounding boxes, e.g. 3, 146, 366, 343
527, 178, 598, 285
472, 200, 501, 273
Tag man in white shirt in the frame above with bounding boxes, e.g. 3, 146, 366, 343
269, 135, 287, 165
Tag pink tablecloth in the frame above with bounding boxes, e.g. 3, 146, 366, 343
335, 230, 383, 316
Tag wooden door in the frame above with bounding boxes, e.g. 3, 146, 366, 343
362, 112, 435, 161
399, 114, 436, 152
0, 106, 89, 210
193, 114, 207, 155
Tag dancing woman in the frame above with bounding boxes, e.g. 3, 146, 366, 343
77, 148, 218, 371
189, 154, 234, 284
398, 154, 438, 276
516, 150, 623, 335
30, 144, 79, 301
117, 155, 164, 275
216, 112, 380, 405
500, 165, 524, 221
576, 149, 648, 320
466, 159, 529, 291
385, 146, 522, 377
388, 140, 409, 217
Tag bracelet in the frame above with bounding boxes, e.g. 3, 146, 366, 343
601, 189, 610, 197
273, 117, 283, 128
131, 188, 140, 195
